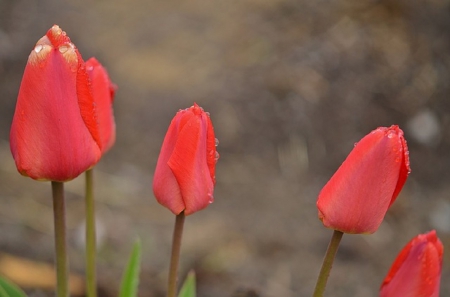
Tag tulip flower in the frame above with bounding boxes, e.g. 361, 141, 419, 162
316, 125, 410, 234
153, 103, 218, 216
380, 230, 443, 297
313, 126, 411, 297
153, 103, 218, 297
85, 57, 117, 153
84, 58, 116, 297
10, 25, 101, 182
9, 25, 101, 297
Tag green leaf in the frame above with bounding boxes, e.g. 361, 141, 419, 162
118, 239, 141, 297
0, 277, 27, 297
178, 270, 196, 297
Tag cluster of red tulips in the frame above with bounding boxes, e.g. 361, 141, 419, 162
4, 25, 443, 297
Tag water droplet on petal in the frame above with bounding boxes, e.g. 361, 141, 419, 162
208, 193, 214, 203
59, 45, 70, 53
215, 138, 219, 146
205, 111, 210, 116
34, 45, 43, 53
215, 151, 220, 161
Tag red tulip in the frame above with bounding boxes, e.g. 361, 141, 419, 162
10, 25, 101, 181
153, 103, 218, 215
316, 125, 410, 234
85, 57, 117, 153
380, 230, 443, 297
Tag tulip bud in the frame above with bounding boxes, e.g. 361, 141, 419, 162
85, 57, 117, 153
153, 103, 218, 215
317, 125, 410, 234
380, 230, 443, 297
10, 25, 101, 181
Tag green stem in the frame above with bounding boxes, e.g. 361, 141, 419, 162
313, 230, 344, 297
85, 169, 97, 297
52, 181, 69, 297
167, 212, 185, 297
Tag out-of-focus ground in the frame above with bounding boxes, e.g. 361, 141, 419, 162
1, 0, 450, 296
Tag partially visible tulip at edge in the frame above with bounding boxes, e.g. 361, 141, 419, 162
380, 230, 443, 297
317, 125, 410, 234
153, 103, 219, 215
10, 25, 101, 182
86, 57, 117, 154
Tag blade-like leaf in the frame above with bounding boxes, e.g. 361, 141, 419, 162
0, 277, 27, 297
178, 270, 196, 297
118, 239, 141, 297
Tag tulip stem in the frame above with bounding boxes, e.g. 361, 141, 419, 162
167, 212, 185, 297
51, 181, 69, 297
85, 169, 97, 297
313, 230, 344, 297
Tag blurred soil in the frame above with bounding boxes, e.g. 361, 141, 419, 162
1, 0, 450, 296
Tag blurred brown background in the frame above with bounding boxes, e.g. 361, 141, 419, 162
1, 0, 450, 296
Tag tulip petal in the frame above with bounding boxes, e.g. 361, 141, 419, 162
389, 133, 410, 206
86, 57, 116, 153
206, 115, 218, 184
168, 110, 214, 215
76, 57, 102, 151
153, 115, 185, 215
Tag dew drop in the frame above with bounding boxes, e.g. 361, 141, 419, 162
215, 151, 220, 161
208, 193, 214, 203
59, 45, 69, 53
205, 111, 210, 116
386, 128, 400, 138
215, 138, 219, 147
34, 45, 43, 53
